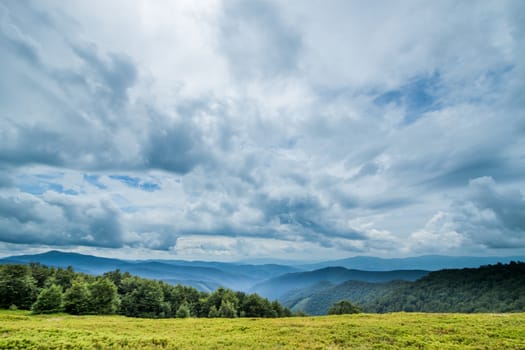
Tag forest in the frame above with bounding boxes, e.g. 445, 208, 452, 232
2, 261, 524, 318
283, 262, 525, 315
0, 263, 291, 318
367, 261, 525, 313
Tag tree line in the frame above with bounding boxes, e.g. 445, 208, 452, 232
0, 263, 292, 318
366, 261, 525, 313
280, 262, 525, 315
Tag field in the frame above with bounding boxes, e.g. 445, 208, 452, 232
1, 311, 524, 349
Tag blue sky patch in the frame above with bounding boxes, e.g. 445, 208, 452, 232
374, 72, 442, 125
109, 175, 160, 192
83, 174, 107, 189
17, 180, 78, 196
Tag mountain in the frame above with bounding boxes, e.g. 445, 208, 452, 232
1, 250, 127, 274
3, 251, 522, 299
280, 280, 408, 315
300, 255, 525, 271
146, 259, 300, 283
283, 262, 525, 314
0, 251, 298, 292
367, 261, 525, 313
250, 266, 429, 299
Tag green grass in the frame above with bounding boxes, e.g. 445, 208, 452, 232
1, 310, 524, 349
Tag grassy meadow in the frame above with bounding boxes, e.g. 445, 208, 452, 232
1, 310, 524, 349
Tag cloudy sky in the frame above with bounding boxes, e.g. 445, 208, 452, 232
0, 0, 524, 261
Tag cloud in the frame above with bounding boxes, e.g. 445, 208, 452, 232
0, 0, 524, 259
410, 177, 525, 253
219, 0, 302, 80
143, 114, 209, 174
71, 44, 137, 109
453, 177, 525, 248
0, 191, 125, 248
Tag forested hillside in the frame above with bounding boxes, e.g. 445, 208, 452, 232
281, 280, 408, 315
252, 266, 428, 299
0, 263, 291, 318
283, 262, 525, 314
368, 261, 525, 313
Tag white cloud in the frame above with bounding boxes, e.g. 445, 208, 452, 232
0, 0, 524, 260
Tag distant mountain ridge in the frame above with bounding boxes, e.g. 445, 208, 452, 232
300, 255, 525, 271
251, 266, 429, 300
0, 250, 298, 292
1, 250, 522, 298
280, 280, 406, 315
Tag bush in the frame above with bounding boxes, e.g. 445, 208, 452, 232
219, 300, 237, 318
176, 304, 191, 318
88, 278, 119, 314
328, 300, 362, 315
32, 285, 63, 314
63, 280, 90, 315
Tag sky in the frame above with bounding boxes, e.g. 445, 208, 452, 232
0, 0, 524, 262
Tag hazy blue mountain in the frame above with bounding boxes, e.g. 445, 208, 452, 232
0, 250, 298, 292
300, 255, 525, 271
146, 259, 300, 283
250, 267, 429, 299
0, 250, 127, 274
3, 251, 521, 297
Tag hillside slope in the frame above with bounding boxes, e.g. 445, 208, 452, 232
251, 267, 428, 299
0, 251, 298, 292
367, 261, 525, 313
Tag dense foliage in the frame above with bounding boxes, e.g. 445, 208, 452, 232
283, 262, 525, 315
327, 300, 362, 315
368, 261, 525, 313
0, 263, 291, 318
282, 280, 405, 315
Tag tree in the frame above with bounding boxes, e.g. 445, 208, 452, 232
103, 269, 132, 295
88, 278, 119, 314
63, 279, 90, 315
32, 285, 63, 314
208, 305, 219, 318
120, 278, 168, 318
0, 265, 37, 309
241, 293, 274, 317
176, 303, 191, 318
218, 300, 237, 318
328, 300, 362, 315
53, 266, 76, 290
29, 263, 53, 289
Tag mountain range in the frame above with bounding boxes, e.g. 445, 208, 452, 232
1, 250, 523, 299
250, 267, 429, 299
0, 250, 297, 292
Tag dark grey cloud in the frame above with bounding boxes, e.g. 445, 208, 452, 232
0, 119, 65, 167
420, 157, 510, 189
452, 177, 525, 249
0, 192, 125, 248
365, 197, 416, 211
143, 112, 209, 174
255, 193, 366, 244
